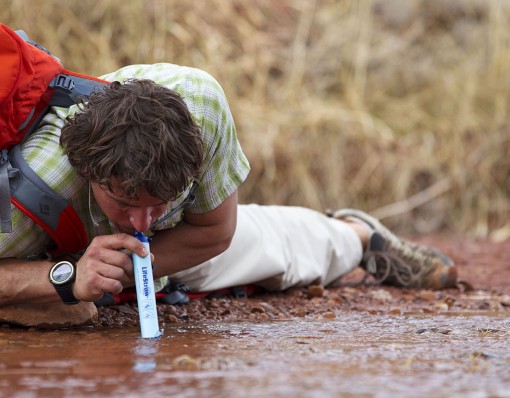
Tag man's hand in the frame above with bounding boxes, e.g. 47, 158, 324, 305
72, 233, 151, 302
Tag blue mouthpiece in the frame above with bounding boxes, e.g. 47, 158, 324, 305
134, 232, 150, 243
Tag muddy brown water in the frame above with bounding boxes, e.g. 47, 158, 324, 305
0, 238, 509, 397
0, 313, 509, 397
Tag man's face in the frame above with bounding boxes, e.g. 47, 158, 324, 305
91, 181, 168, 234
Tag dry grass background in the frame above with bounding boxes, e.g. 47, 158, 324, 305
2, 0, 509, 239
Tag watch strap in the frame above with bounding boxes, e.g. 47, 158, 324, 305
54, 283, 80, 305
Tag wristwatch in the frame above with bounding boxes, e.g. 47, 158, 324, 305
49, 260, 79, 305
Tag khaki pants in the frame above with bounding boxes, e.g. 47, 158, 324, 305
171, 204, 363, 292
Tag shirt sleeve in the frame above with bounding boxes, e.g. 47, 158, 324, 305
0, 202, 52, 258
185, 70, 250, 213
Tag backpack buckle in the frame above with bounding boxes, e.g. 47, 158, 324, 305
51, 75, 75, 92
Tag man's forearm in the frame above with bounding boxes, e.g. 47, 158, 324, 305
0, 259, 57, 306
150, 221, 233, 278
150, 192, 238, 279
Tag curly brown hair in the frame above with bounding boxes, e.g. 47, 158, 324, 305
60, 79, 203, 201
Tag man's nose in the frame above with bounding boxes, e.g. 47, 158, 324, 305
129, 208, 153, 232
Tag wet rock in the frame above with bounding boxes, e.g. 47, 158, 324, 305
434, 302, 449, 311
251, 312, 269, 320
165, 305, 179, 316
327, 293, 345, 304
500, 296, 510, 307
401, 293, 416, 301
443, 296, 456, 307
458, 280, 475, 292
173, 354, 200, 370
418, 291, 438, 302
369, 289, 393, 301
307, 285, 325, 298
258, 302, 276, 313
206, 299, 220, 308
165, 315, 179, 323
290, 307, 307, 317
310, 297, 324, 306
116, 305, 138, 316
322, 311, 336, 319
250, 305, 266, 314
0, 301, 98, 329
96, 307, 118, 327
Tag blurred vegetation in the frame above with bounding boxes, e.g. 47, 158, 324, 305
2, 0, 509, 239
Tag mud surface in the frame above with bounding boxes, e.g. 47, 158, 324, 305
0, 237, 509, 398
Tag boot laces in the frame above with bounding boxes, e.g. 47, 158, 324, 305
363, 250, 430, 287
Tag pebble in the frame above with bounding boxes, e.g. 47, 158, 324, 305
307, 285, 325, 298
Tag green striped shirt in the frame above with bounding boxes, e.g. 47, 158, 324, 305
1, 63, 250, 259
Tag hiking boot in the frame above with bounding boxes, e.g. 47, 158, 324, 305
329, 209, 458, 289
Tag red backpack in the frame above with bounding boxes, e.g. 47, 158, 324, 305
0, 23, 108, 255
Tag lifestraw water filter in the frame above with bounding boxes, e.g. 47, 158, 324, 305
132, 232, 161, 338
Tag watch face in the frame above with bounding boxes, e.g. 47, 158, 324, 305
51, 262, 74, 284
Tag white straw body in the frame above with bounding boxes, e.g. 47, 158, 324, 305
133, 234, 161, 338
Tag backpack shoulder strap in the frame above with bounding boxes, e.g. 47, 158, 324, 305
8, 145, 88, 255
0, 151, 14, 232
